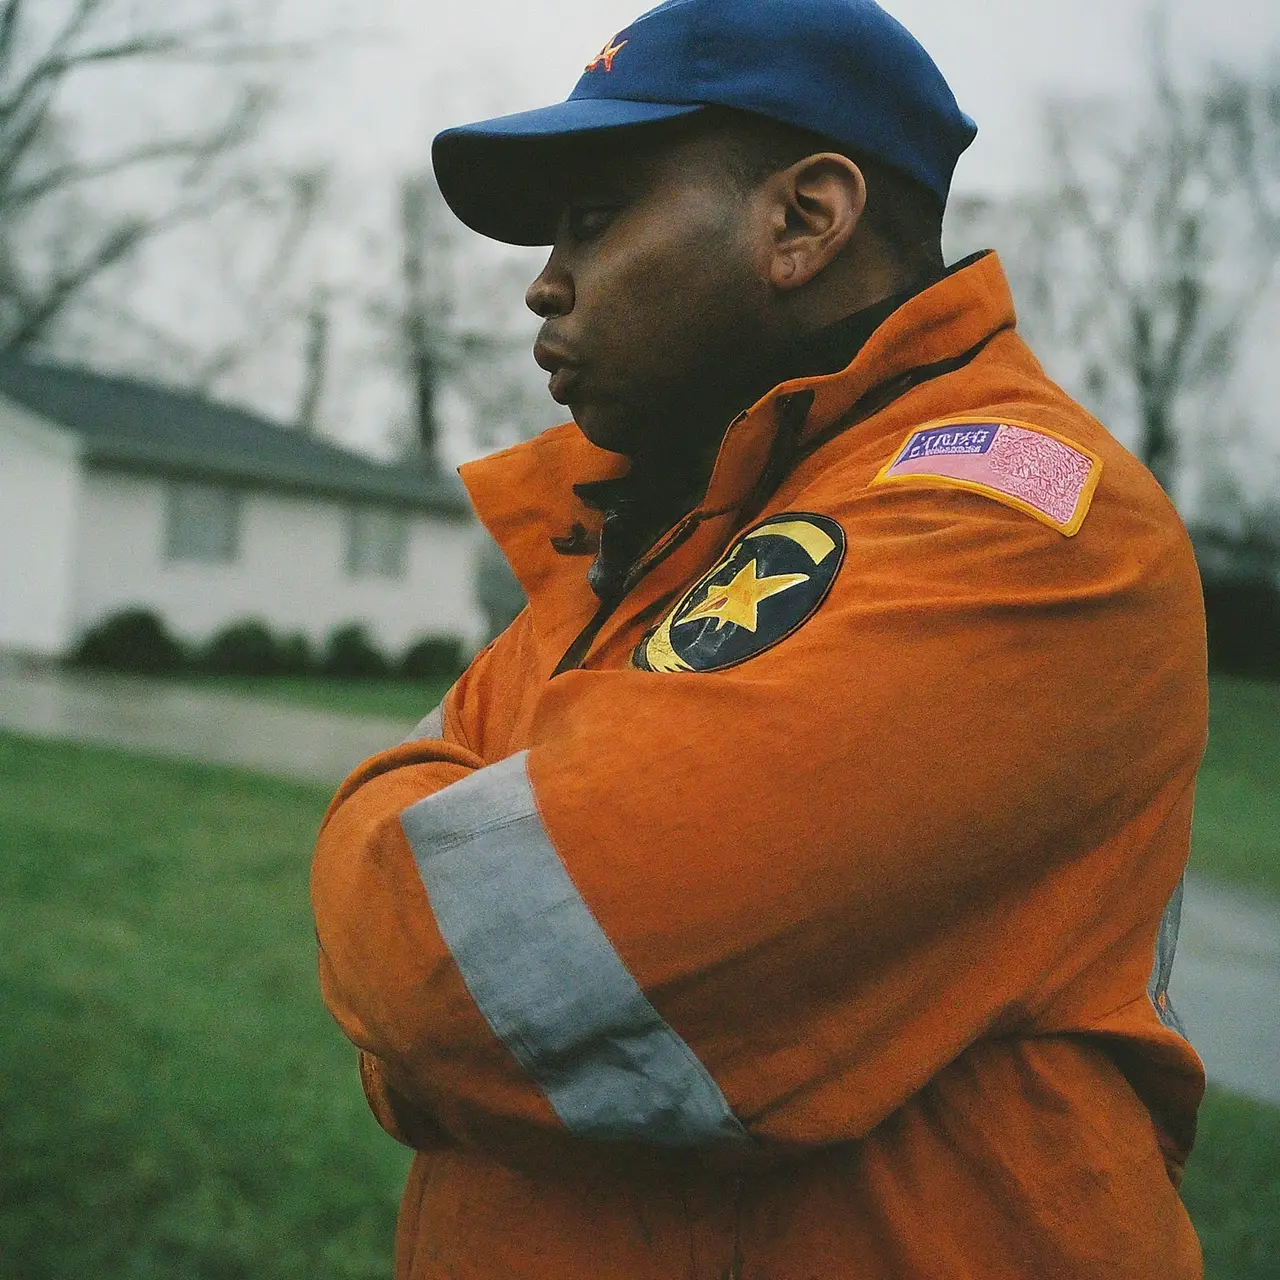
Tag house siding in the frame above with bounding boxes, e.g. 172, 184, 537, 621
71, 469, 484, 656
0, 399, 81, 655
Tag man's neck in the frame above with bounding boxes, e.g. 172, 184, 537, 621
632, 267, 945, 489
580, 264, 950, 601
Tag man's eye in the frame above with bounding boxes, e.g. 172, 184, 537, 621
565, 205, 616, 240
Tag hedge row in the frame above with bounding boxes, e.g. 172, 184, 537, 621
1204, 578, 1280, 680
70, 609, 465, 682
68, 582, 1280, 683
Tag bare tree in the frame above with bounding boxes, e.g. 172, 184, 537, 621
399, 173, 455, 468
294, 281, 331, 434
950, 29, 1280, 499
0, 0, 308, 359
186, 167, 329, 395
373, 172, 556, 470
352, 172, 564, 639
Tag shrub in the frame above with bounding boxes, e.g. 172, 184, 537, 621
70, 608, 187, 675
1204, 578, 1280, 680
199, 621, 314, 678
321, 623, 389, 679
399, 635, 465, 683
202, 620, 283, 677
276, 631, 314, 677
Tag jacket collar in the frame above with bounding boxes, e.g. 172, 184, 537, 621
460, 251, 1017, 616
686, 250, 1015, 518
568, 260, 958, 603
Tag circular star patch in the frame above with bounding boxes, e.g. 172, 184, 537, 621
634, 513, 846, 674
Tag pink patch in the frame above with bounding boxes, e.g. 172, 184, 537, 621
884, 424, 1094, 527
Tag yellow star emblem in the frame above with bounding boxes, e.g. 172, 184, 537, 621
585, 37, 628, 72
679, 558, 809, 634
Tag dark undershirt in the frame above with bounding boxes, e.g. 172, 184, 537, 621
574, 267, 951, 602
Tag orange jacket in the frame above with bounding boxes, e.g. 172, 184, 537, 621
312, 252, 1208, 1279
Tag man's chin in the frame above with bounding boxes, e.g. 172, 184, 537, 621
570, 404, 637, 458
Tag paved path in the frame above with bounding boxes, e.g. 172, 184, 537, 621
0, 666, 413, 786
1169, 877, 1280, 1105
2, 666, 1278, 1105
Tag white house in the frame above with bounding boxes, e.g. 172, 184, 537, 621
0, 356, 484, 661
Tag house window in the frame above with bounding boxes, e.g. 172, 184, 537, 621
165, 482, 241, 563
346, 506, 408, 579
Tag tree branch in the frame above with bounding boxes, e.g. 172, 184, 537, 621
0, 0, 23, 76
1, 88, 270, 211
0, 0, 106, 127
1, 175, 255, 351
0, 0, 323, 370
191, 169, 328, 390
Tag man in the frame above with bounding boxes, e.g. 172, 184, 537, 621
312, 1, 1209, 1275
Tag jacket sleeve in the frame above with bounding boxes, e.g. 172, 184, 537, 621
311, 496, 1207, 1154
314, 616, 536, 1148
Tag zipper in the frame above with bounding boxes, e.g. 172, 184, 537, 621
550, 396, 811, 678
550, 512, 704, 676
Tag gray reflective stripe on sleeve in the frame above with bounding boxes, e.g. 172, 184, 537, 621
398, 751, 748, 1146
1148, 875, 1187, 1036
401, 703, 444, 745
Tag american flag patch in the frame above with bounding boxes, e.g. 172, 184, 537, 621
870, 419, 1102, 536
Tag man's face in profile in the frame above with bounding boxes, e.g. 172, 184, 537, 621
526, 124, 775, 461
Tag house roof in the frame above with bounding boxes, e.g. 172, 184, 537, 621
0, 355, 470, 517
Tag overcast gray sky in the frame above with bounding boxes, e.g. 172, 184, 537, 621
97, 0, 1274, 475
283, 0, 1280, 194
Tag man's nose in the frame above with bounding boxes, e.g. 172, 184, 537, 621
526, 251, 574, 319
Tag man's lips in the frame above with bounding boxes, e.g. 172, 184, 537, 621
547, 367, 577, 405
533, 340, 580, 405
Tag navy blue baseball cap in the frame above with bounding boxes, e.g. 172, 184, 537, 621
432, 0, 976, 246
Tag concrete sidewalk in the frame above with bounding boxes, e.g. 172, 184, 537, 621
0, 665, 413, 786
2, 665, 1278, 1105
1170, 876, 1280, 1105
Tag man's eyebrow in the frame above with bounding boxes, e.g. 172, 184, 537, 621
563, 143, 665, 197
563, 169, 634, 203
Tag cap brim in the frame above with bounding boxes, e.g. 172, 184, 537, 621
432, 98, 704, 246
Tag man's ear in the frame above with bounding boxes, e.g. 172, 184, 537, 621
767, 154, 867, 291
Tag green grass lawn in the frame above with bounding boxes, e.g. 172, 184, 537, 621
0, 726, 1277, 1278
0, 733, 409, 1279
1190, 675, 1280, 900
168, 674, 454, 722
1182, 1087, 1280, 1279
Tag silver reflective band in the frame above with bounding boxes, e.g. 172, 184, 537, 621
401, 703, 444, 745
1148, 875, 1186, 1036
399, 751, 748, 1146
